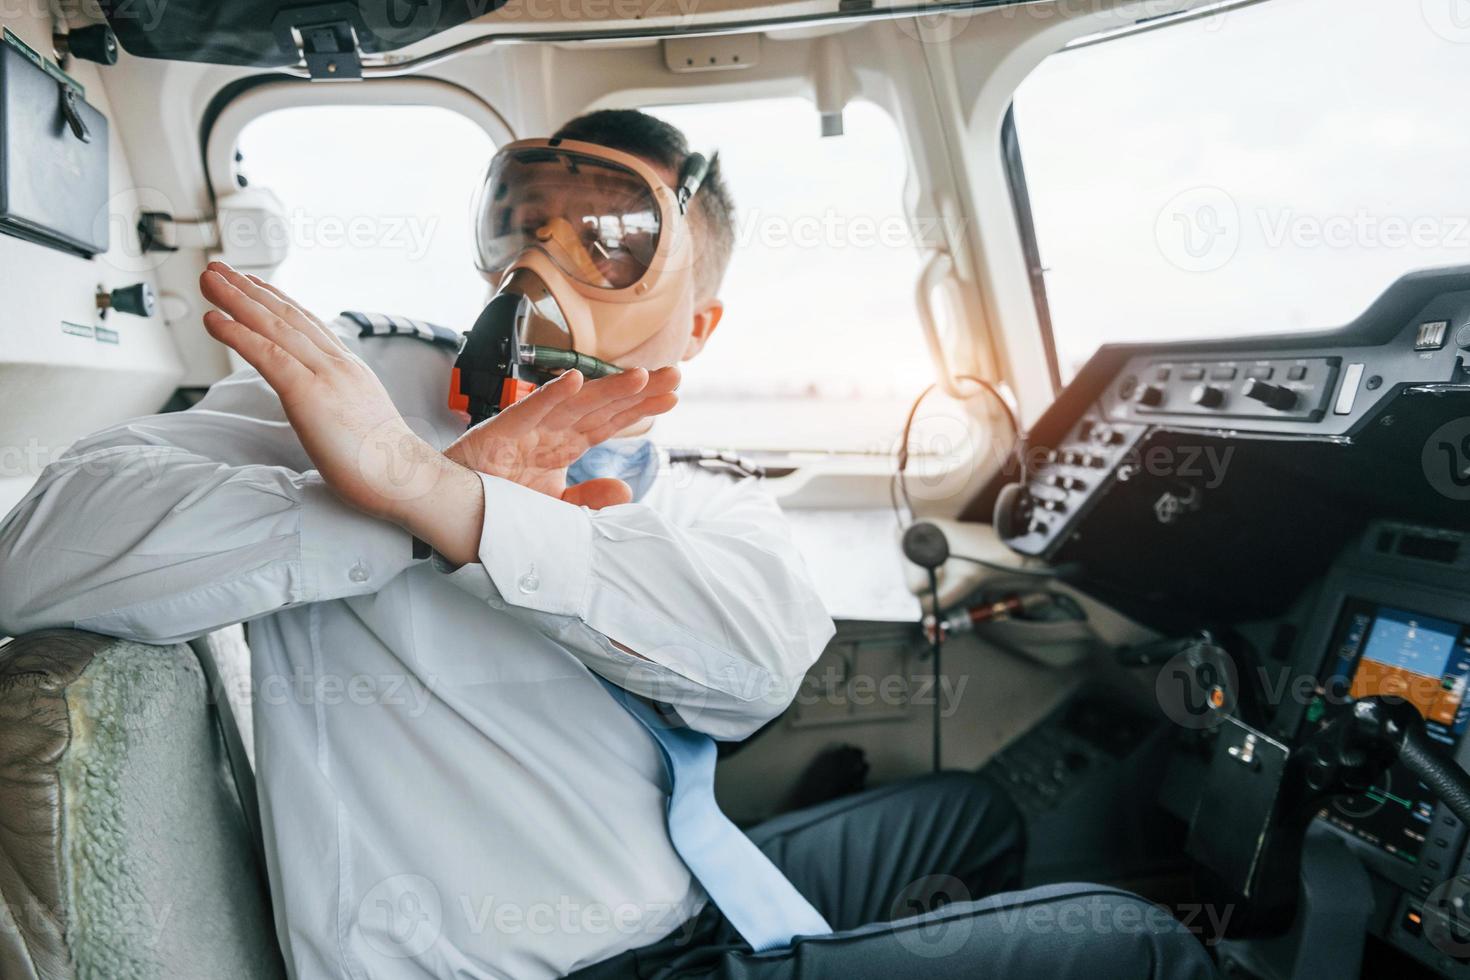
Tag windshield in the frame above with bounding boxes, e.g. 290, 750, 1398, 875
1013, 0, 1470, 381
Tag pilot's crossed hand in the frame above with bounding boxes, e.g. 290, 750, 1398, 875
198, 262, 679, 567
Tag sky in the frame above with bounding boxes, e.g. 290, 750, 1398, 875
1014, 0, 1470, 380
236, 105, 494, 330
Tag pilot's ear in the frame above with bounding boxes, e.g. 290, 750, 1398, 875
683, 298, 723, 361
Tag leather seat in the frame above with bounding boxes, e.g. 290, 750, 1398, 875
0, 629, 284, 979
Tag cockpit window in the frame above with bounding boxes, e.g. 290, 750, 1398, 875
1012, 0, 1470, 382
239, 98, 946, 458
643, 98, 936, 454
235, 105, 496, 329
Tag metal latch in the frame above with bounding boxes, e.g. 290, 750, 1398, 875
136, 211, 220, 253
59, 84, 90, 142
298, 20, 362, 80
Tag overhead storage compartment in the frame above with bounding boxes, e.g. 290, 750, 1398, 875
99, 0, 512, 69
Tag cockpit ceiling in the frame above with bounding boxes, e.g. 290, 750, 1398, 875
95, 0, 1206, 69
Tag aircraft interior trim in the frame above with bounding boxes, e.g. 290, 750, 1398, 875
2, 1, 1468, 978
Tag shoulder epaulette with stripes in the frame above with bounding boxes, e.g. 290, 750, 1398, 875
340, 311, 464, 351
665, 448, 766, 479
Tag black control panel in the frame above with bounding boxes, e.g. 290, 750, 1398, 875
1004, 417, 1147, 555
1288, 526, 1470, 977
996, 269, 1470, 560
1098, 293, 1470, 439
1122, 356, 1338, 422
980, 267, 1470, 978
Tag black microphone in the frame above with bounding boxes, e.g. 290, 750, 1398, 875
902, 521, 949, 774
901, 521, 950, 570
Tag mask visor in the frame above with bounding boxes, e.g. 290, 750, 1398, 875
475, 146, 663, 290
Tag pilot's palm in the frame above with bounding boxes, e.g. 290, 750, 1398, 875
444, 361, 680, 510
197, 263, 678, 561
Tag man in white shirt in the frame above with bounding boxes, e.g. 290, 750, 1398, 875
0, 109, 1216, 979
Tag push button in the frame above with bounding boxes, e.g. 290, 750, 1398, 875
518, 566, 541, 594
1287, 365, 1308, 381
1335, 363, 1366, 415
1416, 320, 1450, 351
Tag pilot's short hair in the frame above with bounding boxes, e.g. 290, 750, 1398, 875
553, 109, 736, 300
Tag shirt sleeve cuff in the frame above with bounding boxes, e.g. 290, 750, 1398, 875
298, 474, 421, 600
476, 472, 593, 617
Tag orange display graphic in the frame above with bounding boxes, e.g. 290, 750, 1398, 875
1350, 657, 1464, 727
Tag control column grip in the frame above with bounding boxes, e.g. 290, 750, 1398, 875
1399, 725, 1470, 827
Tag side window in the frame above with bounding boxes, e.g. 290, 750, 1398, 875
235, 105, 496, 329
645, 98, 935, 454
1012, 2, 1470, 382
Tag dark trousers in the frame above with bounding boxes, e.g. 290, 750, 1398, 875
572, 771, 1219, 979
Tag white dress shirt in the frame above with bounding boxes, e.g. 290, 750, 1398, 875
0, 320, 835, 980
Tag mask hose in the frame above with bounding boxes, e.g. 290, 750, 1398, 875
519, 344, 624, 380
451, 286, 628, 427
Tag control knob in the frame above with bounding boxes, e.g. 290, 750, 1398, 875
55, 25, 119, 66
96, 282, 156, 318
1190, 384, 1225, 409
1242, 377, 1297, 411
1134, 384, 1165, 407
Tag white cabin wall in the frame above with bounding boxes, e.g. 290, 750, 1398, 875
0, 11, 184, 515
99, 54, 258, 386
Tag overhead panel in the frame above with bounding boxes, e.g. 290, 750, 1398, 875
99, 0, 512, 68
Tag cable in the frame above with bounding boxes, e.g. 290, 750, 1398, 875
891, 375, 1024, 528
520, 344, 623, 379
1046, 592, 1087, 622
927, 566, 943, 774
892, 378, 1030, 774
933, 590, 1088, 639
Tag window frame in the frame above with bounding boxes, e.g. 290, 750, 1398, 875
999, 106, 1061, 395
204, 77, 514, 202
995, 0, 1298, 390
198, 77, 512, 349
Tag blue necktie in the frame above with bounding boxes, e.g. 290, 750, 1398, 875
566, 439, 662, 503
570, 442, 832, 951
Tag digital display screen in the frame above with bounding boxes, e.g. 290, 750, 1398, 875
1313, 600, 1470, 864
